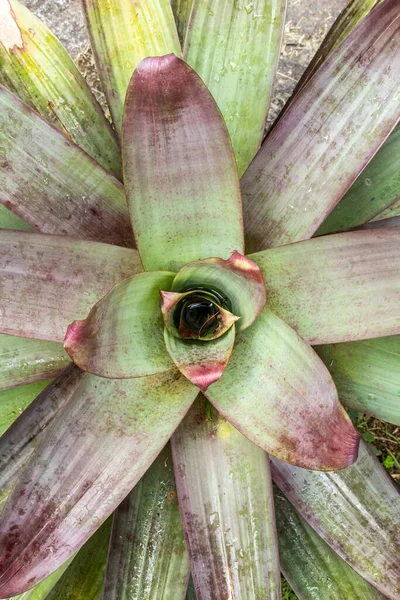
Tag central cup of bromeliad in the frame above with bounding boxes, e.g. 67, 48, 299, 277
173, 287, 234, 340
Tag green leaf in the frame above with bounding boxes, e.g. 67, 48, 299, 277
185, 577, 196, 600
0, 378, 50, 436
170, 0, 193, 43
122, 54, 244, 271
0, 0, 121, 179
171, 395, 281, 599
205, 309, 359, 470
0, 85, 133, 246
184, 0, 286, 176
317, 124, 400, 234
0, 204, 32, 231
0, 231, 141, 343
0, 334, 69, 391
82, 0, 180, 134
271, 441, 400, 599
46, 519, 112, 600
103, 445, 189, 600
65, 271, 175, 378
242, 0, 400, 252
274, 488, 386, 600
250, 229, 400, 344
316, 336, 400, 425
356, 216, 400, 230
370, 197, 400, 222
0, 371, 197, 597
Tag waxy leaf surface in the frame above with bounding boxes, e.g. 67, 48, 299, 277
65, 271, 175, 378
272, 442, 400, 599
0, 0, 121, 178
184, 0, 286, 175
242, 0, 400, 251
0, 231, 142, 342
0, 85, 133, 246
205, 309, 359, 470
172, 396, 281, 600
123, 54, 244, 271
316, 336, 400, 425
0, 370, 198, 596
251, 230, 400, 344
104, 445, 189, 600
82, 0, 180, 133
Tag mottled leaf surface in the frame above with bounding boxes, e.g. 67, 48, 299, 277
123, 54, 244, 271
205, 309, 359, 470
172, 396, 281, 600
0, 231, 142, 342
9, 558, 74, 600
251, 230, 400, 343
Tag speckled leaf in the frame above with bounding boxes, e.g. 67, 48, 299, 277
122, 54, 244, 272
0, 379, 50, 438
46, 519, 112, 600
9, 558, 75, 600
184, 0, 286, 176
164, 327, 235, 392
65, 271, 174, 378
317, 124, 400, 234
0, 231, 142, 342
103, 445, 189, 600
250, 229, 400, 344
242, 0, 400, 252
271, 441, 400, 599
316, 336, 400, 425
0, 85, 133, 246
171, 395, 281, 600
0, 334, 69, 390
0, 370, 197, 597
205, 309, 359, 470
0, 0, 121, 178
82, 0, 180, 134
170, 0, 193, 43
0, 205, 32, 231
274, 487, 386, 600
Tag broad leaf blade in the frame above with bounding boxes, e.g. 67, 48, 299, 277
274, 488, 386, 600
0, 85, 133, 246
172, 395, 281, 599
0, 379, 49, 437
0, 0, 121, 179
250, 229, 400, 344
271, 442, 400, 599
104, 445, 189, 600
0, 334, 69, 390
82, 0, 180, 133
0, 231, 141, 342
122, 54, 244, 271
184, 0, 286, 176
316, 336, 400, 425
205, 309, 359, 470
0, 371, 197, 596
242, 0, 400, 252
9, 558, 75, 600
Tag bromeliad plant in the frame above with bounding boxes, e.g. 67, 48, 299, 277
0, 0, 399, 598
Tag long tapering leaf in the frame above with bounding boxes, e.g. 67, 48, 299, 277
242, 0, 400, 252
0, 0, 121, 178
274, 488, 386, 600
82, 0, 180, 134
0, 85, 133, 246
171, 395, 281, 599
0, 231, 141, 342
184, 0, 286, 176
271, 442, 400, 599
316, 336, 400, 425
103, 445, 189, 600
9, 558, 75, 600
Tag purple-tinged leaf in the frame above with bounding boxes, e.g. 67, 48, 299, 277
171, 395, 281, 599
357, 216, 400, 230
0, 85, 133, 246
0, 334, 69, 391
104, 445, 189, 600
164, 327, 235, 392
0, 370, 197, 596
205, 309, 359, 470
271, 442, 400, 599
0, 231, 142, 342
65, 271, 175, 378
122, 54, 244, 271
242, 0, 400, 252
250, 229, 400, 344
